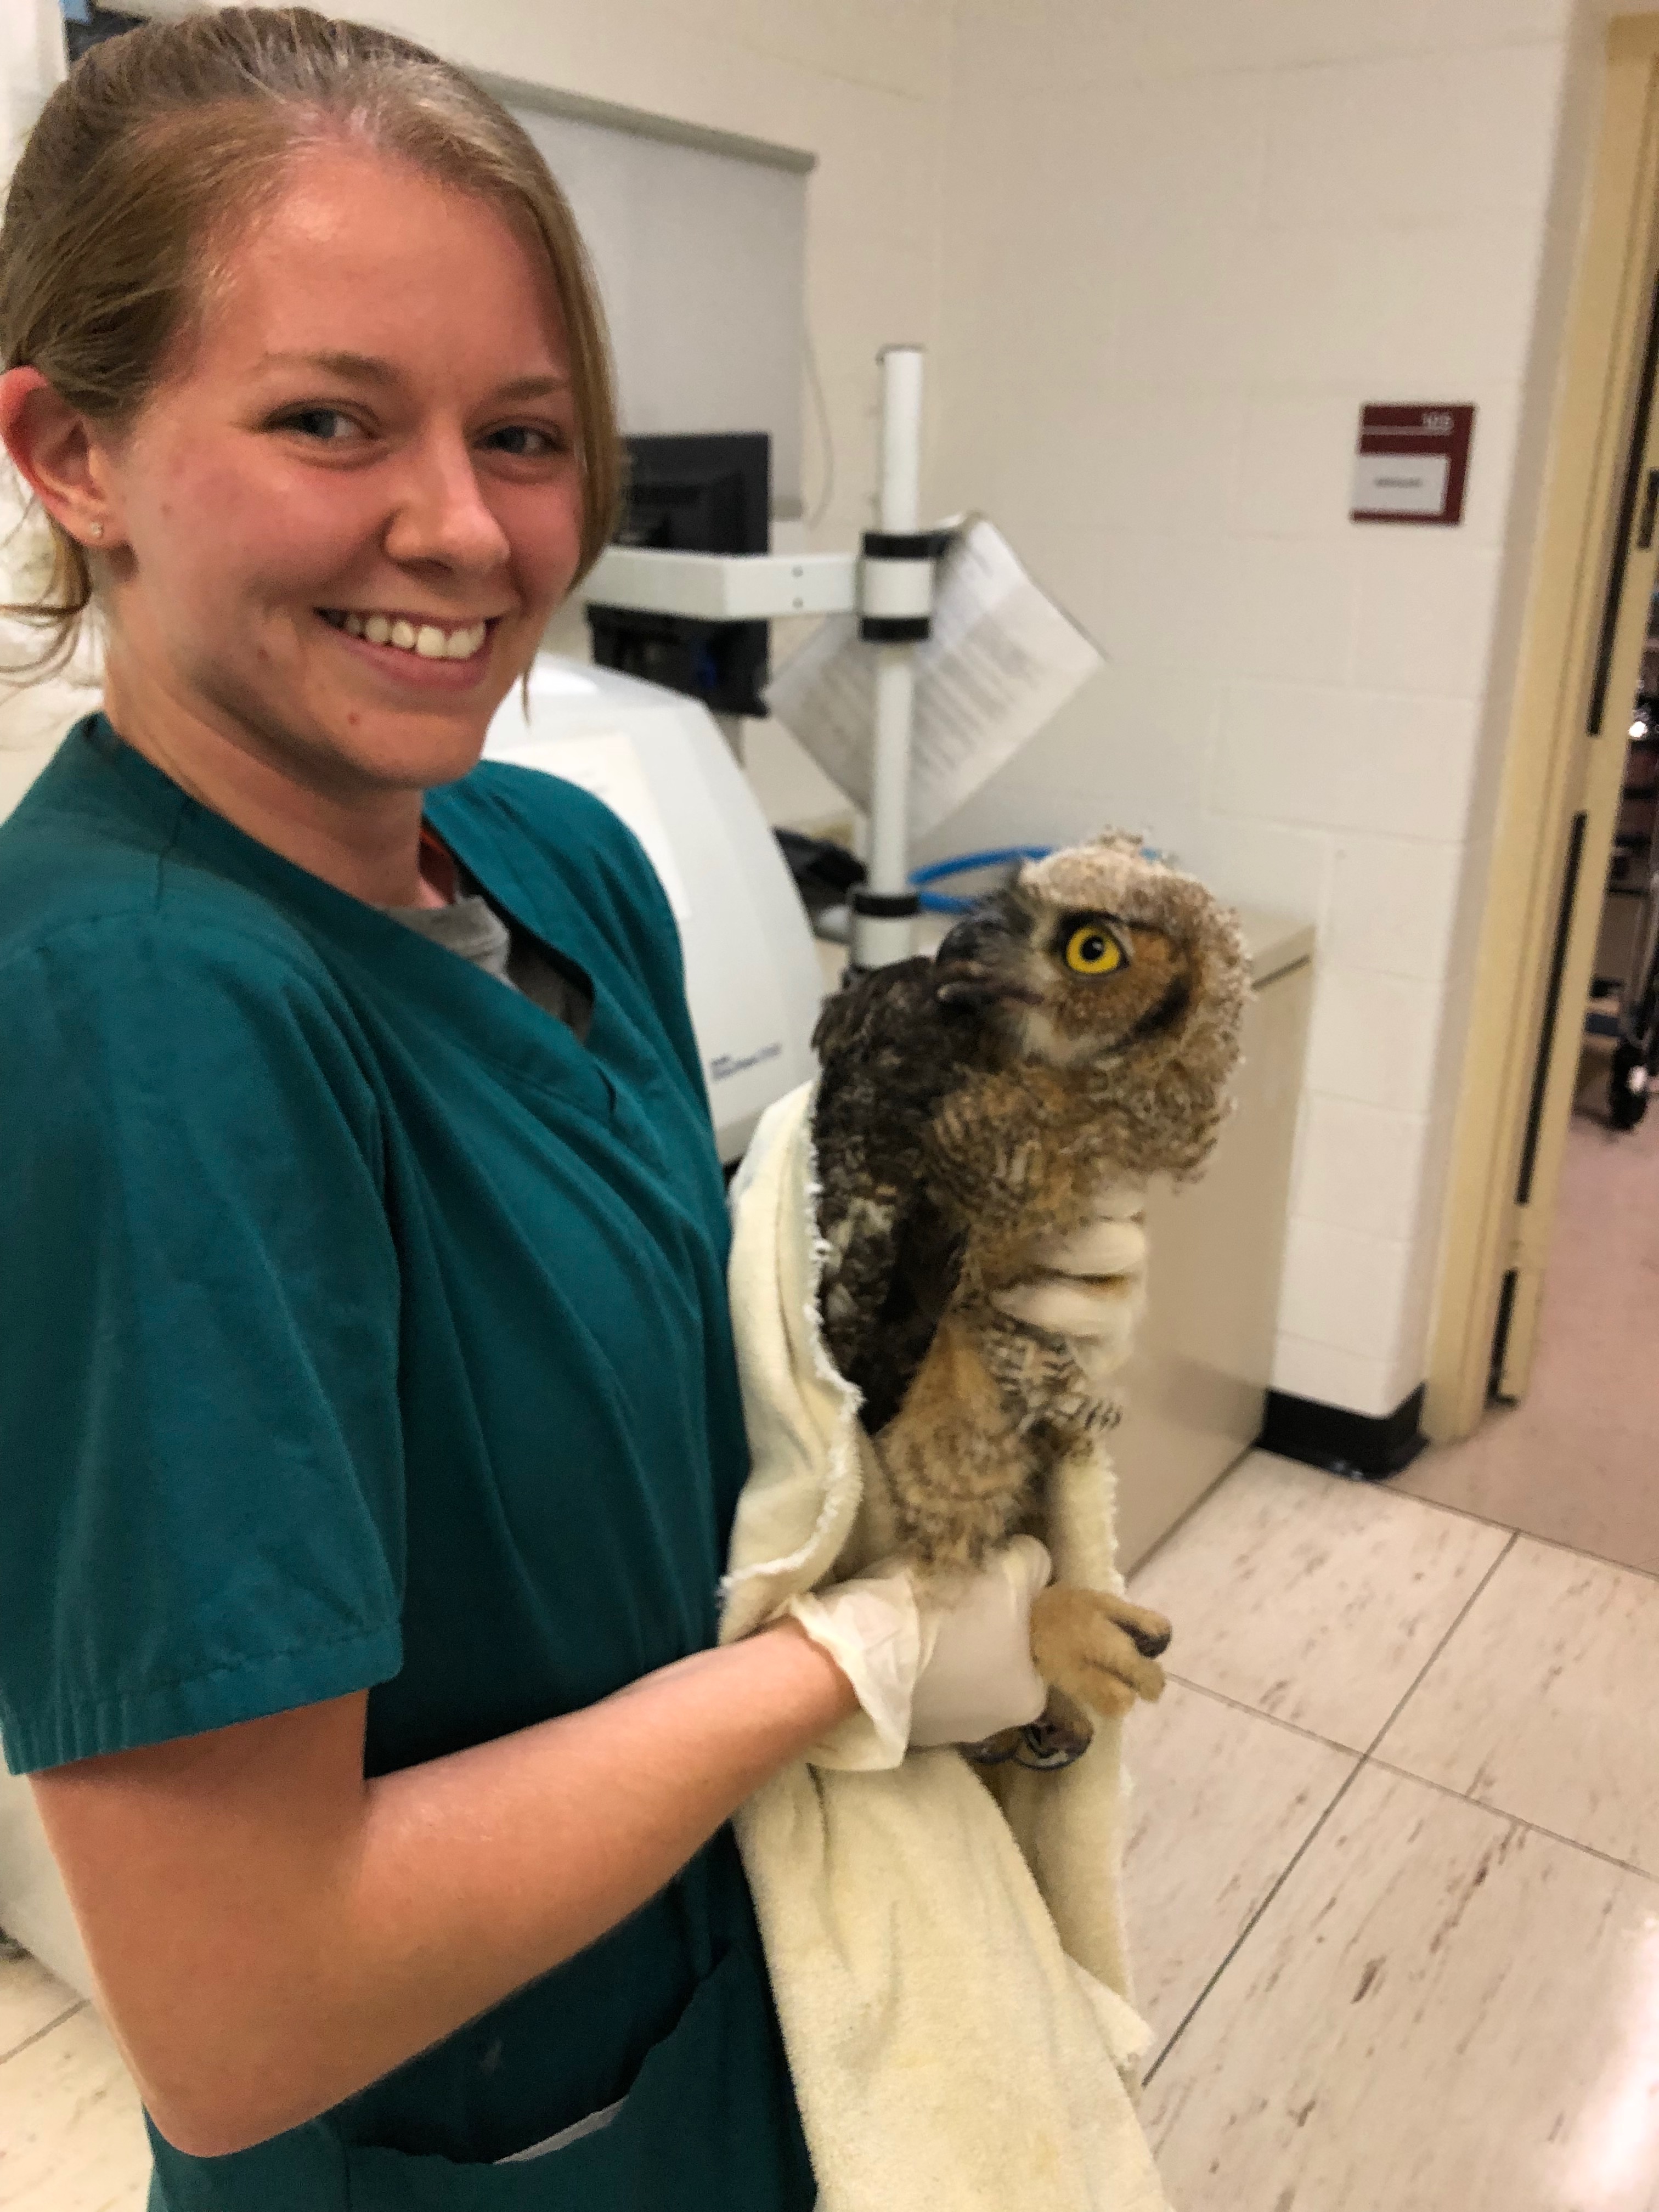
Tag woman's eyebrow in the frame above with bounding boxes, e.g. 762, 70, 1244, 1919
259, 351, 572, 401
259, 349, 400, 385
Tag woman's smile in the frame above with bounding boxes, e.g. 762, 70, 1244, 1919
315, 605, 502, 690
319, 609, 493, 660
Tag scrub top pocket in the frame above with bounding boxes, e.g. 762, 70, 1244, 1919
341, 1943, 814, 2211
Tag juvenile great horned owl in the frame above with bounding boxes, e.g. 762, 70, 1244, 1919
812, 833, 1249, 1729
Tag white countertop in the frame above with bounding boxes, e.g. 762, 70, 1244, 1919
1238, 909, 1316, 988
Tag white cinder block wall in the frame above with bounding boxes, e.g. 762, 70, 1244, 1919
11, 0, 1623, 1431
918, 0, 1618, 1424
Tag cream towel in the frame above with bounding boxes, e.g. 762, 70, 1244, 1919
720, 1083, 1171, 2212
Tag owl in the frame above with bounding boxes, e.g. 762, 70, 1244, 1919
812, 833, 1249, 1737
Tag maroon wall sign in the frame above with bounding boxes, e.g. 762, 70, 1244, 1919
1351, 404, 1476, 526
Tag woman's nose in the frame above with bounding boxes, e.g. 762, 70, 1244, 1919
382, 430, 510, 575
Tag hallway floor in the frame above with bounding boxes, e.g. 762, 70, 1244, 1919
4, 1074, 1657, 2208
1395, 1039, 1659, 1577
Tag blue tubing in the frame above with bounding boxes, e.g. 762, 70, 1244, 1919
908, 846, 1054, 914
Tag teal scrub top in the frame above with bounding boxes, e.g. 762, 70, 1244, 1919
0, 718, 815, 2212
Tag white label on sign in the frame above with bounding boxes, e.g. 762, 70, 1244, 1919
1352, 451, 1451, 517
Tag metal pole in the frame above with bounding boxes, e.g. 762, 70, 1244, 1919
852, 345, 927, 971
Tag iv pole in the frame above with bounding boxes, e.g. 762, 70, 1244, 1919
581, 345, 938, 972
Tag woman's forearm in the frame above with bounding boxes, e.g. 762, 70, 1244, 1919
342, 1625, 854, 2109
33, 1622, 856, 2159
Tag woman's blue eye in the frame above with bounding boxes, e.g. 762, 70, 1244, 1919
484, 425, 563, 458
281, 408, 359, 442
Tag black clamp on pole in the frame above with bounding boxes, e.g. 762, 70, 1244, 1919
859, 529, 944, 644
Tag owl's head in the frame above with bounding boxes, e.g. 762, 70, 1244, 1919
931, 832, 1250, 1173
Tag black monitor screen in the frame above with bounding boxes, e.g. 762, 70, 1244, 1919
587, 433, 772, 718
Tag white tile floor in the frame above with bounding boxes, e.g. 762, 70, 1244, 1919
1121, 1449, 1659, 2212
4, 1447, 1657, 2209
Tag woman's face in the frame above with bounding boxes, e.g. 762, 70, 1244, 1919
94, 141, 585, 797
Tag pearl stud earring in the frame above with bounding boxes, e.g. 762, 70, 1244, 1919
88, 522, 104, 542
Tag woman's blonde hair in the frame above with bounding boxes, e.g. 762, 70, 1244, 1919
0, 6, 621, 675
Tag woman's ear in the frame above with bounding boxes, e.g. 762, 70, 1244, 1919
0, 366, 115, 550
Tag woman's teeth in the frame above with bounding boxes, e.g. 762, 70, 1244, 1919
325, 610, 489, 659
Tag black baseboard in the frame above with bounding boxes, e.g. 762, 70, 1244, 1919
1259, 1382, 1428, 1481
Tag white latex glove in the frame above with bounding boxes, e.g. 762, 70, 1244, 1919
782, 1536, 1052, 1769
992, 1181, 1148, 1388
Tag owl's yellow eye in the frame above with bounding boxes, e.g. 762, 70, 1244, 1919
1064, 924, 1124, 975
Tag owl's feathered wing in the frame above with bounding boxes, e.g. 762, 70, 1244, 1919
811, 960, 991, 1433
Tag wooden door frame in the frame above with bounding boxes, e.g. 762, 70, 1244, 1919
1426, 14, 1659, 1441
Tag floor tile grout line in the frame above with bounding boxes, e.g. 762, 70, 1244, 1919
1347, 1472, 1524, 1538
1364, 1753, 1659, 1884
1128, 1444, 1496, 1586
0, 1996, 88, 2067
1142, 1743, 1659, 2090
1140, 1443, 1659, 1599
1163, 1528, 1521, 1764
1506, 1521, 1659, 1592
1387, 1487, 1659, 1591
1132, 1451, 1521, 1623
1163, 1672, 1365, 1757
1141, 1752, 1367, 2087
1144, 1532, 1519, 2087
1359, 1530, 1520, 1762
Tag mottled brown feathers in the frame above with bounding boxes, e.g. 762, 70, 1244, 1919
811, 833, 1249, 1553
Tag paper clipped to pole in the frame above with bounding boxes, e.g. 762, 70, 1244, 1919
764, 517, 1103, 840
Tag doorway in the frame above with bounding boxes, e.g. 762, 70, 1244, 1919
1426, 14, 1659, 1468
1404, 700, 1659, 1574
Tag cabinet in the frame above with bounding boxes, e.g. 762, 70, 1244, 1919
1113, 915, 1313, 1572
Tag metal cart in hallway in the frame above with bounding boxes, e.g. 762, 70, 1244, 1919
1592, 689, 1659, 1127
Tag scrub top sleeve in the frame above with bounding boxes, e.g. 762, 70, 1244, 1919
0, 918, 407, 1776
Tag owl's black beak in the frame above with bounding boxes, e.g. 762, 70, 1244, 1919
935, 909, 1011, 970
933, 902, 1040, 1009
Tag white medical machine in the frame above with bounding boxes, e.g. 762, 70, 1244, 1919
484, 655, 823, 1165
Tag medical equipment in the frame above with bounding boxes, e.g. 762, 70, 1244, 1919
588, 432, 774, 717
483, 656, 823, 1166
584, 346, 937, 975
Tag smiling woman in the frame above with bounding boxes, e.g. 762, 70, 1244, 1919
0, 12, 862, 2210
0, 19, 1064, 2207
0, 25, 618, 890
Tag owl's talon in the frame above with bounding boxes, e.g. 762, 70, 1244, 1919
963, 1701, 1093, 1773
1112, 1599, 1173, 1660
1029, 1584, 1171, 1717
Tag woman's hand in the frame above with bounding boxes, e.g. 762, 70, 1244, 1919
991, 1183, 1149, 1388
782, 1538, 1052, 1767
